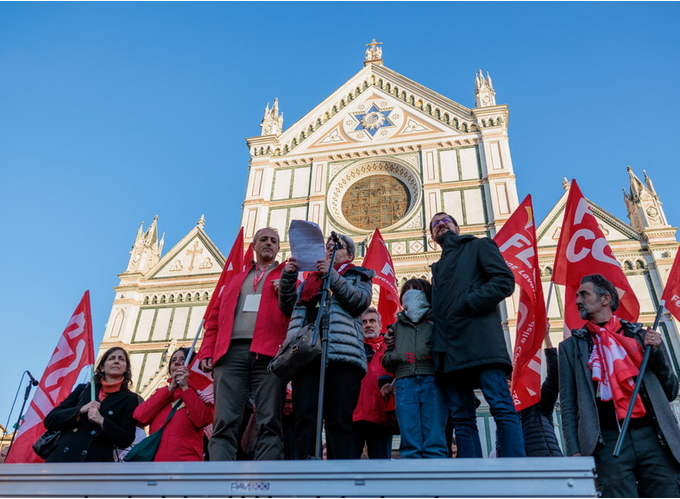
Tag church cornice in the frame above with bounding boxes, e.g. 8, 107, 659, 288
266, 137, 482, 167
471, 105, 509, 130
247, 135, 281, 148
115, 276, 220, 291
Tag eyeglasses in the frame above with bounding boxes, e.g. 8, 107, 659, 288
431, 217, 453, 228
325, 242, 345, 251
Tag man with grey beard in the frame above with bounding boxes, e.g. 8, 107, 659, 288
559, 273, 680, 497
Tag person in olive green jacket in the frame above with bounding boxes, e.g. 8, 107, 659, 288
382, 278, 447, 459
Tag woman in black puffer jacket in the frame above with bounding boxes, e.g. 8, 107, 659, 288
278, 233, 374, 460
518, 344, 563, 457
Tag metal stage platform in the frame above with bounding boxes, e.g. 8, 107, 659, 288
0, 457, 597, 497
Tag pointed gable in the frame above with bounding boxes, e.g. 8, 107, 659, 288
148, 226, 225, 280
251, 63, 479, 158
536, 184, 642, 249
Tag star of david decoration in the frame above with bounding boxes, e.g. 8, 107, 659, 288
352, 104, 395, 137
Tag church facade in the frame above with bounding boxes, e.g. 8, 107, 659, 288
243, 41, 518, 281
98, 42, 680, 451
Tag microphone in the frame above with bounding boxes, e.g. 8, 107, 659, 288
26, 371, 39, 387
330, 231, 340, 243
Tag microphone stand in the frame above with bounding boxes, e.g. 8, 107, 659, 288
6, 372, 37, 459
312, 234, 340, 460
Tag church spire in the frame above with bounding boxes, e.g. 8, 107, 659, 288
125, 216, 163, 274
474, 69, 496, 107
260, 98, 283, 136
624, 166, 669, 232
364, 39, 383, 66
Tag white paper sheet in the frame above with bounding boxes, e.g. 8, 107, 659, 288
289, 220, 325, 271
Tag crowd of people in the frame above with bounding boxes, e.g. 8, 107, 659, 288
26, 215, 679, 497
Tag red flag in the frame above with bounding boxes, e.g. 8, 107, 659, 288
362, 229, 399, 332
495, 195, 547, 411
188, 355, 214, 405
184, 355, 214, 439
553, 180, 640, 331
243, 242, 254, 271
6, 292, 95, 463
203, 228, 244, 321
661, 247, 680, 322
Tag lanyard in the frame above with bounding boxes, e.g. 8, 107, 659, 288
253, 264, 271, 292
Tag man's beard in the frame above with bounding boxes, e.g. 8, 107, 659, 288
434, 229, 448, 245
578, 307, 589, 320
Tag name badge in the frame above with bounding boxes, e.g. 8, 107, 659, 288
243, 294, 261, 312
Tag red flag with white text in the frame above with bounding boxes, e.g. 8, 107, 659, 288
495, 195, 546, 411
552, 180, 640, 331
661, 247, 680, 322
362, 229, 399, 332
6, 291, 95, 463
203, 228, 245, 321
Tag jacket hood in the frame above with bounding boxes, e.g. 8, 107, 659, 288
397, 308, 434, 326
346, 265, 376, 280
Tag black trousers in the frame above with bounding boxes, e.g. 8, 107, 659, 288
352, 421, 393, 459
594, 425, 680, 497
292, 360, 364, 460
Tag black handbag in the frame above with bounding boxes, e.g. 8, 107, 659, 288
268, 323, 321, 380
32, 429, 62, 460
32, 384, 90, 460
124, 399, 182, 462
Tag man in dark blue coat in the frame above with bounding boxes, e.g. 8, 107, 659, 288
429, 212, 524, 458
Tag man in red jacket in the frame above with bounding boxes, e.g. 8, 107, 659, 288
199, 227, 290, 460
351, 307, 395, 459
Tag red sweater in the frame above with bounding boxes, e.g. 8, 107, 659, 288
133, 384, 214, 462
199, 263, 290, 362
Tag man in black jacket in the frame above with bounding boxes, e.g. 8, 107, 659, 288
559, 274, 680, 497
429, 212, 524, 458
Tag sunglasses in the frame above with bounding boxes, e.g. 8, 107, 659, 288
431, 217, 453, 228
325, 242, 345, 250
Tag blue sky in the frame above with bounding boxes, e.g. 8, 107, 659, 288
2, 2, 679, 432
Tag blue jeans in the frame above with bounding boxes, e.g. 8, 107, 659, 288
441, 367, 525, 458
394, 376, 448, 459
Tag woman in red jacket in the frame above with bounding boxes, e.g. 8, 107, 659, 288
133, 348, 214, 461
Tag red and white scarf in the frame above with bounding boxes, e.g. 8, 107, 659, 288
586, 316, 646, 420
298, 262, 354, 304
364, 334, 384, 353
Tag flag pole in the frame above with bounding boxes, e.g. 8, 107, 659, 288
85, 291, 96, 402
613, 300, 665, 457
185, 319, 205, 368
90, 366, 96, 401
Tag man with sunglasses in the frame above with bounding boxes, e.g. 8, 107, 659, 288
429, 213, 524, 458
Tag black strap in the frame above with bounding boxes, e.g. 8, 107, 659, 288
159, 399, 183, 430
